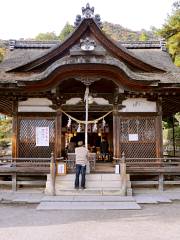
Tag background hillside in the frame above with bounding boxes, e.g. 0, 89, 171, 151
102, 21, 158, 41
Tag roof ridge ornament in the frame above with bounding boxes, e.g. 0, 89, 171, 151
74, 3, 102, 28
82, 3, 94, 18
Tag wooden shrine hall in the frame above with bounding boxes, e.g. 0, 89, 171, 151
0, 4, 180, 193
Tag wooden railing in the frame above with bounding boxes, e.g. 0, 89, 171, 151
64, 153, 96, 172
0, 153, 96, 194
0, 156, 51, 191
125, 157, 180, 171
115, 155, 180, 191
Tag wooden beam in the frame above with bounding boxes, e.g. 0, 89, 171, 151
158, 173, 164, 191
156, 100, 163, 158
12, 99, 18, 158
12, 173, 17, 191
55, 109, 62, 158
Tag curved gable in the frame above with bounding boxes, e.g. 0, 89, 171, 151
8, 18, 165, 73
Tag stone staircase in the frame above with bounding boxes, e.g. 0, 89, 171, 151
41, 173, 137, 210
37, 195, 141, 210
45, 173, 132, 196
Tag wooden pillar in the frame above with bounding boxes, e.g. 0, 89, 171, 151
12, 173, 17, 191
156, 99, 163, 158
120, 153, 127, 196
172, 115, 176, 157
113, 104, 119, 159
50, 152, 56, 195
55, 109, 62, 158
158, 173, 164, 191
12, 99, 18, 158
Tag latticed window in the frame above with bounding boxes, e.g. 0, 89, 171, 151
119, 117, 156, 158
18, 118, 55, 158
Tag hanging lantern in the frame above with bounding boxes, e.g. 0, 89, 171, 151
92, 121, 97, 132
67, 117, 71, 128
102, 118, 106, 127
77, 123, 81, 132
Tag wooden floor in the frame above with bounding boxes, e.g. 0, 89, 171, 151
93, 162, 115, 173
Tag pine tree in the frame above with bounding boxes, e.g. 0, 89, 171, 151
158, 1, 180, 66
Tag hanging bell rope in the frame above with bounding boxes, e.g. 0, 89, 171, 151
60, 108, 113, 124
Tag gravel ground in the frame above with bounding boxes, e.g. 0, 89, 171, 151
0, 202, 180, 240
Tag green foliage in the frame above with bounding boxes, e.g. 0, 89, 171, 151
102, 22, 157, 41
35, 31, 59, 41
0, 117, 12, 148
175, 112, 180, 123
163, 116, 179, 129
139, 32, 149, 41
158, 1, 180, 66
174, 53, 180, 66
58, 22, 74, 41
35, 22, 74, 41
0, 48, 6, 62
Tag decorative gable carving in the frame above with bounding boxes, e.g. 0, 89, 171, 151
74, 3, 102, 28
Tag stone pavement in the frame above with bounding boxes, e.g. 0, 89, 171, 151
1, 187, 180, 210
37, 195, 141, 210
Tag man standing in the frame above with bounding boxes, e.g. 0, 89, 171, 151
74, 141, 88, 189
100, 138, 109, 161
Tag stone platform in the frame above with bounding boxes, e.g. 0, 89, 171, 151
37, 195, 141, 210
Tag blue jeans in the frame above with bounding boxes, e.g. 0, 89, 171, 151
75, 164, 86, 188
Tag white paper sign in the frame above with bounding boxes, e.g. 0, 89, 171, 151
36, 127, 49, 146
129, 134, 139, 141
57, 163, 65, 174
115, 164, 120, 174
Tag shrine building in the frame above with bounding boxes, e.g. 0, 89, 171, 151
0, 4, 180, 194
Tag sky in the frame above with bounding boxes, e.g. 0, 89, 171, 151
0, 0, 175, 40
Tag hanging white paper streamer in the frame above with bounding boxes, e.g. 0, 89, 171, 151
102, 118, 106, 127
77, 123, 81, 132
67, 117, 71, 128
92, 122, 97, 132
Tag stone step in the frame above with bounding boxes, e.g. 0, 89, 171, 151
45, 173, 130, 196
55, 189, 124, 196
55, 174, 121, 181
55, 180, 122, 188
42, 195, 135, 202
37, 201, 141, 210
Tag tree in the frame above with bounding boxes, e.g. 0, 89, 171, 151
58, 22, 74, 41
0, 48, 5, 62
0, 41, 6, 62
35, 32, 58, 41
139, 32, 149, 41
0, 117, 12, 150
158, 1, 180, 66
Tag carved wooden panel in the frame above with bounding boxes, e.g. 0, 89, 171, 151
18, 118, 55, 158
119, 117, 156, 158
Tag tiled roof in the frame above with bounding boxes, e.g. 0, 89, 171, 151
9, 40, 60, 49
0, 39, 179, 85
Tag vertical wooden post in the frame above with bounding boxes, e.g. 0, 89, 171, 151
50, 152, 56, 195
172, 115, 176, 157
12, 173, 17, 191
120, 152, 127, 195
55, 109, 62, 158
12, 99, 18, 158
156, 99, 163, 158
113, 104, 119, 159
158, 173, 164, 191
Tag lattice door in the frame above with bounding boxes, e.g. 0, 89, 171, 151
119, 117, 156, 158
18, 118, 55, 158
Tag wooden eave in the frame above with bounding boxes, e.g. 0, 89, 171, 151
14, 64, 160, 92
8, 18, 165, 73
